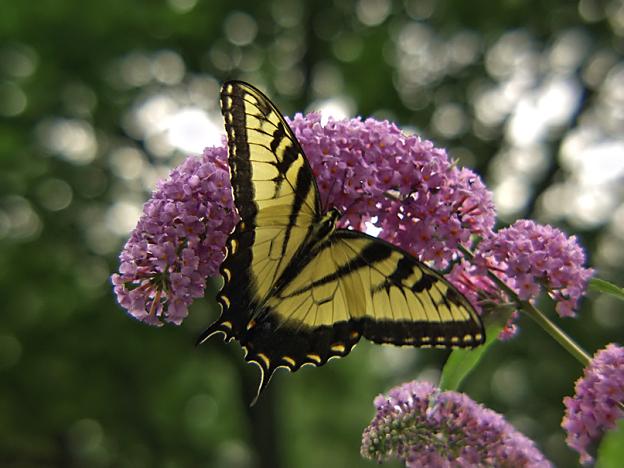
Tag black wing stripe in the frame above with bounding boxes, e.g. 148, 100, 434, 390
223, 89, 257, 222
278, 241, 392, 298
278, 153, 313, 257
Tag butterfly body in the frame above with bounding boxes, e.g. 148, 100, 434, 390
199, 81, 484, 402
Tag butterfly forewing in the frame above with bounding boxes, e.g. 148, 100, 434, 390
217, 82, 322, 312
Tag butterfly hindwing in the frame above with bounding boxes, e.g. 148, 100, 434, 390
262, 229, 483, 358
199, 80, 484, 402
331, 231, 483, 347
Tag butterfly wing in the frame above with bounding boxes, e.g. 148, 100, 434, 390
198, 81, 322, 354
329, 230, 484, 347
242, 229, 484, 395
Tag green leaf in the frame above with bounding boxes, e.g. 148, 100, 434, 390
439, 318, 505, 392
597, 418, 624, 468
589, 278, 624, 302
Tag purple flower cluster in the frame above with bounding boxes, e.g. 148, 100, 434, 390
111, 146, 237, 325
289, 113, 495, 269
447, 220, 594, 338
361, 380, 551, 467
112, 114, 496, 324
475, 220, 594, 318
562, 343, 624, 465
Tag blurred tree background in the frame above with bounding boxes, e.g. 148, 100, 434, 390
1, 0, 623, 466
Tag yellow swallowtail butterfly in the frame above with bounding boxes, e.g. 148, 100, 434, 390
199, 81, 484, 402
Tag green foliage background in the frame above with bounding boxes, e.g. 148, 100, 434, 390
1, 1, 623, 466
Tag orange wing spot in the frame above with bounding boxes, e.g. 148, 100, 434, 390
306, 353, 322, 364
349, 331, 360, 340
282, 356, 296, 367
256, 352, 270, 369
246, 319, 256, 330
330, 343, 346, 354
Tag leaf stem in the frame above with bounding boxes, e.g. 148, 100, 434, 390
457, 244, 591, 366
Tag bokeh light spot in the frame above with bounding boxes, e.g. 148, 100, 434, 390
185, 394, 218, 432
36, 178, 73, 212
311, 97, 355, 124
432, 103, 467, 139
493, 178, 530, 217
109, 147, 146, 181
271, 0, 304, 28
166, 108, 223, 154
356, 0, 392, 26
118, 51, 152, 88
0, 196, 42, 241
167, 0, 197, 14
0, 81, 27, 117
0, 43, 38, 78
224, 12, 258, 46
152, 50, 185, 85
492, 360, 529, 404
37, 118, 98, 165
106, 200, 143, 236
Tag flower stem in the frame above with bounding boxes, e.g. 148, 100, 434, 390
457, 244, 591, 366
519, 300, 591, 365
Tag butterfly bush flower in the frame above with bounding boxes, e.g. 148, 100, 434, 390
562, 343, 624, 465
361, 380, 551, 467
111, 146, 237, 325
448, 219, 594, 337
112, 114, 496, 325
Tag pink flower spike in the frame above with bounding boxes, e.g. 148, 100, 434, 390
361, 380, 552, 467
562, 344, 624, 465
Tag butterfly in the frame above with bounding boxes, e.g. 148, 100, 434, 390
198, 80, 484, 403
